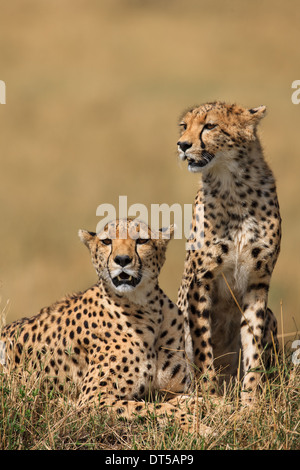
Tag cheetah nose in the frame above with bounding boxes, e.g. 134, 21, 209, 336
114, 255, 132, 267
177, 141, 192, 153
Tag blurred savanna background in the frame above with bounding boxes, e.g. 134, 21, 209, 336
0, 0, 299, 341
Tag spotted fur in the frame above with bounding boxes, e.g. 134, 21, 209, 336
177, 101, 281, 403
0, 219, 212, 432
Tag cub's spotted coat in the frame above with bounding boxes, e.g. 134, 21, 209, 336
177, 101, 281, 402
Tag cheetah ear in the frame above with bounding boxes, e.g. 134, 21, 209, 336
78, 229, 96, 249
158, 224, 175, 242
247, 105, 267, 123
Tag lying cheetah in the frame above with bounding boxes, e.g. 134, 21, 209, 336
177, 101, 281, 403
0, 219, 205, 431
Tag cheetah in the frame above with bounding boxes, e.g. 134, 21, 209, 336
0, 219, 210, 432
176, 101, 281, 403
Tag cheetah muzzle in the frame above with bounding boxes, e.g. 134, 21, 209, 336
177, 138, 216, 172
111, 270, 141, 289
186, 150, 215, 171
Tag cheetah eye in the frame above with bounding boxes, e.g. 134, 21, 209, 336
204, 123, 217, 130
136, 238, 149, 245
101, 238, 112, 245
179, 122, 187, 130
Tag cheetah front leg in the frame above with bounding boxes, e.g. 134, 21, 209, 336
240, 280, 271, 404
186, 274, 219, 395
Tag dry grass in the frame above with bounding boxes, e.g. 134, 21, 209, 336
0, 347, 299, 450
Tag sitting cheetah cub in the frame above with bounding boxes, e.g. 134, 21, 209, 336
0, 219, 199, 430
177, 101, 281, 403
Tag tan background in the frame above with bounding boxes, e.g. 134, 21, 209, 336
0, 0, 299, 341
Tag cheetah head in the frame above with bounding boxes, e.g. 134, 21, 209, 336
177, 101, 266, 173
79, 219, 174, 295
